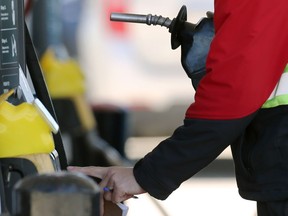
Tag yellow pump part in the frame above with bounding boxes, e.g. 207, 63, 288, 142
40, 49, 85, 98
0, 101, 54, 158
19, 154, 55, 173
72, 94, 96, 131
40, 48, 97, 131
0, 89, 14, 103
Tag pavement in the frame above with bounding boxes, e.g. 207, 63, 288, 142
124, 137, 257, 216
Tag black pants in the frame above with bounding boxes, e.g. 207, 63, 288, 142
257, 201, 288, 216
231, 105, 288, 202
228, 105, 288, 216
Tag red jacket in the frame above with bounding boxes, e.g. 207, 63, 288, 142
186, 0, 288, 119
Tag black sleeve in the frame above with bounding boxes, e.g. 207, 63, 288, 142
133, 113, 256, 200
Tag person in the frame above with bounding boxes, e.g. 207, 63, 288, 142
68, 0, 288, 215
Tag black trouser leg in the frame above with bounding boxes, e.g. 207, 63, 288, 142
257, 201, 288, 216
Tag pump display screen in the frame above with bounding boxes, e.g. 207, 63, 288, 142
0, 0, 24, 94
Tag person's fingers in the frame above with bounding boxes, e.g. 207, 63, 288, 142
103, 190, 113, 201
99, 177, 109, 189
111, 184, 137, 203
103, 188, 127, 203
102, 180, 130, 203
101, 177, 114, 201
111, 190, 128, 203
67, 166, 107, 179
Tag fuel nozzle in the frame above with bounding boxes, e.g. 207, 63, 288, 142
110, 5, 215, 90
110, 5, 195, 50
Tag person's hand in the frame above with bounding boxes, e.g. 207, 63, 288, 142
67, 166, 146, 203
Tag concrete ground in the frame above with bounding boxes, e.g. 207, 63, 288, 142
124, 137, 257, 216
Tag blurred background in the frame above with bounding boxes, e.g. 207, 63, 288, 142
25, 0, 257, 215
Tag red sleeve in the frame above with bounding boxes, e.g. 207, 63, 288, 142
186, 0, 288, 120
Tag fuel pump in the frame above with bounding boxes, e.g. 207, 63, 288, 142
31, 0, 130, 167
0, 0, 67, 213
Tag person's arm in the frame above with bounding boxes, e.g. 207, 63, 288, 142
133, 114, 255, 200
68, 113, 255, 203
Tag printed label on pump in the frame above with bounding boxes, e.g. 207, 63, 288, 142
0, 0, 24, 95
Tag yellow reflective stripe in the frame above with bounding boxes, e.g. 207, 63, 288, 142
262, 65, 288, 108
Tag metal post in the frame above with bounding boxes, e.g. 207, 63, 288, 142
12, 172, 101, 216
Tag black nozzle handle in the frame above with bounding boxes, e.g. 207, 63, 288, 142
110, 13, 172, 28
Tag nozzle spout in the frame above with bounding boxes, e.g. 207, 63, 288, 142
110, 13, 172, 28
